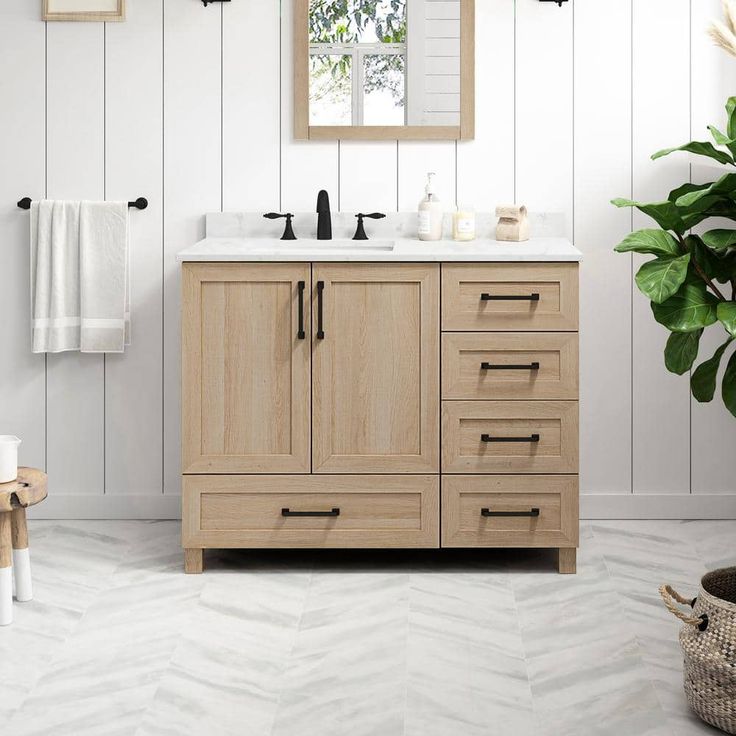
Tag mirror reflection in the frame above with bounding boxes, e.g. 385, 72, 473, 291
308, 0, 461, 127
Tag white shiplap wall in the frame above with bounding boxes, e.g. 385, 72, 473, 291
1, 0, 735, 519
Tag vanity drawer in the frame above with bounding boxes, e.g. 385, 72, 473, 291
441, 475, 578, 548
442, 400, 578, 473
442, 333, 578, 400
182, 475, 439, 549
441, 263, 578, 331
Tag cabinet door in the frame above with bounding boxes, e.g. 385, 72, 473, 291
182, 263, 310, 473
312, 264, 439, 473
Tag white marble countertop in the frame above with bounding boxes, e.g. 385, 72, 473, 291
177, 237, 581, 262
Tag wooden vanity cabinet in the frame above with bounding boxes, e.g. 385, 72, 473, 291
181, 263, 311, 474
312, 264, 439, 473
181, 261, 579, 574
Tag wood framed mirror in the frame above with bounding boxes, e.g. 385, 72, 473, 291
294, 0, 474, 141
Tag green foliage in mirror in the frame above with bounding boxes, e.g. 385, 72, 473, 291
309, 0, 407, 107
613, 96, 736, 417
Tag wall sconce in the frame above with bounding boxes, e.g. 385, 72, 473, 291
202, 0, 231, 5
539, 0, 569, 5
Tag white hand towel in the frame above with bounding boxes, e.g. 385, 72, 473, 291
30, 200, 130, 353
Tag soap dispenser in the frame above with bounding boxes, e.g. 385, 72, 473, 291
418, 172, 444, 241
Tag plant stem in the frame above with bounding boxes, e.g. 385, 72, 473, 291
675, 233, 728, 301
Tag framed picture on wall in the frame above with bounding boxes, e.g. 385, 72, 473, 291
43, 0, 125, 22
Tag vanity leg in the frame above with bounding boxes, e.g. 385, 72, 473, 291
0, 513, 12, 625
557, 547, 576, 574
11, 508, 32, 602
184, 548, 204, 574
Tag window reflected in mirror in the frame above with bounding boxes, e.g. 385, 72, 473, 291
308, 0, 460, 128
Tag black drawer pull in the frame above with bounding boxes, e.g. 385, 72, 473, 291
481, 508, 540, 518
281, 507, 340, 517
481, 433, 540, 443
316, 280, 325, 339
297, 280, 306, 339
481, 361, 540, 371
480, 293, 540, 301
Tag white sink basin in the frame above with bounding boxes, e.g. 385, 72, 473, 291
237, 239, 395, 253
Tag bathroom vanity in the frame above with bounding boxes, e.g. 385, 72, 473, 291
178, 225, 581, 574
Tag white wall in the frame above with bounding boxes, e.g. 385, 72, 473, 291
2, 0, 736, 519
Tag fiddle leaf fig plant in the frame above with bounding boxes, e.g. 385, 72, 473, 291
613, 96, 736, 417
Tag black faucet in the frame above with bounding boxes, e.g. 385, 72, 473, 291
316, 190, 332, 240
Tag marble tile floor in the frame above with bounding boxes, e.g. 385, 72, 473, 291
0, 520, 733, 736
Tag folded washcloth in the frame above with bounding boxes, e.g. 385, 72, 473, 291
30, 200, 130, 353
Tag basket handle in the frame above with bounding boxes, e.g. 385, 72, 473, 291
659, 585, 709, 631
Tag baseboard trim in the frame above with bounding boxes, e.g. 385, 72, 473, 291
25, 493, 736, 521
27, 494, 181, 520
581, 494, 736, 520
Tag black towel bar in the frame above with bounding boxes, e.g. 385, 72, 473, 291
17, 197, 148, 210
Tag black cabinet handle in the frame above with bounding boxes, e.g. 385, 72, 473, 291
297, 280, 306, 339
316, 280, 325, 339
281, 507, 340, 517
481, 361, 540, 371
481, 508, 540, 517
480, 293, 540, 301
481, 433, 540, 443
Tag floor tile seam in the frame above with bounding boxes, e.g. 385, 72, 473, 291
267, 567, 315, 736
3, 523, 137, 729
590, 522, 672, 720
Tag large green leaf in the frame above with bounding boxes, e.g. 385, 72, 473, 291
708, 125, 732, 146
664, 330, 703, 375
692, 337, 733, 402
675, 172, 736, 208
707, 123, 736, 159
668, 182, 711, 203
635, 253, 690, 303
651, 282, 720, 332
611, 199, 686, 233
717, 302, 736, 337
701, 229, 736, 250
722, 349, 736, 417
727, 96, 736, 140
613, 229, 681, 256
652, 140, 734, 166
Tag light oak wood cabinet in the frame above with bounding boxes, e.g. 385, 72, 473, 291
181, 261, 579, 574
182, 263, 311, 474
312, 264, 439, 473
183, 475, 439, 549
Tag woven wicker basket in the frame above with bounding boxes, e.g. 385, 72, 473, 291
660, 567, 736, 734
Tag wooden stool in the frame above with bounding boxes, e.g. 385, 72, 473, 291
0, 467, 47, 625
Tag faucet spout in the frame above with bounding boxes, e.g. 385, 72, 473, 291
316, 190, 332, 240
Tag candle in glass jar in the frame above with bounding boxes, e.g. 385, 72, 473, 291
453, 207, 476, 241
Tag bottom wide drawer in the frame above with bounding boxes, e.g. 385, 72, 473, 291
441, 475, 578, 548
183, 475, 439, 548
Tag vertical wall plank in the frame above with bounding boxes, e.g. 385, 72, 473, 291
631, 0, 691, 494
574, 0, 632, 494
105, 0, 164, 495
163, 0, 222, 494
690, 0, 736, 494
515, 0, 573, 240
456, 0, 514, 221
0, 5, 46, 470
281, 0, 339, 213
46, 23, 105, 495
223, 0, 280, 211
339, 142, 398, 213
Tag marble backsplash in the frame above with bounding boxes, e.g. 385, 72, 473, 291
205, 210, 568, 241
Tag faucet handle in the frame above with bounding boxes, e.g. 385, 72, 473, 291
263, 212, 297, 240
353, 212, 386, 241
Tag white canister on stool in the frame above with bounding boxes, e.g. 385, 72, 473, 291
0, 436, 21, 483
